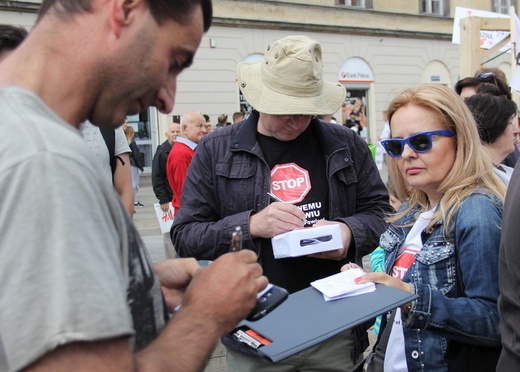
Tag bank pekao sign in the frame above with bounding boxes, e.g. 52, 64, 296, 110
338, 57, 374, 83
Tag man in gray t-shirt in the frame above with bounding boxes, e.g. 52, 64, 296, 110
0, 1, 268, 371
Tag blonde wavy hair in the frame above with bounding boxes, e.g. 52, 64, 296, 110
386, 84, 506, 233
124, 126, 135, 145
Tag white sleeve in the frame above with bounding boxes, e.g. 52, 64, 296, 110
115, 127, 131, 156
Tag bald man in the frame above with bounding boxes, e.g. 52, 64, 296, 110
166, 112, 207, 216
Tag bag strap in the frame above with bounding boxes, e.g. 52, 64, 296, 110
448, 211, 464, 297
373, 308, 397, 356
99, 127, 117, 182
351, 309, 398, 372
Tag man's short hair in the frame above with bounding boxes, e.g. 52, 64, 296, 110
217, 114, 227, 124
232, 112, 243, 122
0, 24, 28, 53
38, 0, 213, 32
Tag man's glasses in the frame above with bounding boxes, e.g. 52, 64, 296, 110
381, 130, 455, 158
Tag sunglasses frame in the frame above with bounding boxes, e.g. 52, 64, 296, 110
476, 72, 500, 91
381, 130, 455, 158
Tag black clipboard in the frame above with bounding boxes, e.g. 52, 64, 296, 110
231, 284, 417, 363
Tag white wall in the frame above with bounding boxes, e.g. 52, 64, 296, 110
0, 11, 37, 28
169, 26, 471, 142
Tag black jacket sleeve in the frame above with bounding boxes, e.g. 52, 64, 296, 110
152, 144, 173, 204
129, 140, 144, 170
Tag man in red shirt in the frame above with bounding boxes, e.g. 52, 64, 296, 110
166, 111, 208, 215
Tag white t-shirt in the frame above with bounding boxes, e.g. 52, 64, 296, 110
0, 87, 165, 372
385, 207, 435, 372
493, 164, 513, 186
80, 121, 130, 182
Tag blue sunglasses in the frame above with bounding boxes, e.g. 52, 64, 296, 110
381, 130, 455, 158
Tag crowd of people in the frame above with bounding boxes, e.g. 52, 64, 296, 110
2, 1, 520, 371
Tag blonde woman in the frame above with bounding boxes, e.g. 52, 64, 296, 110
349, 85, 505, 371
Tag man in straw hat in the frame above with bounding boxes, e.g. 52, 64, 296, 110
172, 35, 391, 371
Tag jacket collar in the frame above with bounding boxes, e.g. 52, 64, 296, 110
230, 110, 347, 158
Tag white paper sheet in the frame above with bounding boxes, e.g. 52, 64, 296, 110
310, 268, 376, 301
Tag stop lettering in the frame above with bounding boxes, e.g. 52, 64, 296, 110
270, 163, 310, 204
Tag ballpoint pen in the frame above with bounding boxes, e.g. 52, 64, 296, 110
267, 192, 309, 225
228, 224, 289, 321
230, 226, 242, 252
267, 191, 283, 203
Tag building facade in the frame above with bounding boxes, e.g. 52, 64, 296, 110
1, 0, 516, 171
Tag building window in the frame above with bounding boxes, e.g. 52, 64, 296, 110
493, 0, 511, 15
420, 0, 447, 16
338, 0, 372, 9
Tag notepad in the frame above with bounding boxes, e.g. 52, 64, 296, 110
311, 268, 375, 301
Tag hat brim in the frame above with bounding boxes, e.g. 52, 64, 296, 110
237, 61, 347, 116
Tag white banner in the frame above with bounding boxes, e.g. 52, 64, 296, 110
452, 7, 510, 50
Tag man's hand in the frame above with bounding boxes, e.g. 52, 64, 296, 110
154, 258, 200, 311
181, 250, 268, 333
307, 220, 352, 261
160, 202, 170, 212
250, 202, 305, 239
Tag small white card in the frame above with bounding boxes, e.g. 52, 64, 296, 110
311, 268, 376, 302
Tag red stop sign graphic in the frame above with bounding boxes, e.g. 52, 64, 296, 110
270, 163, 310, 204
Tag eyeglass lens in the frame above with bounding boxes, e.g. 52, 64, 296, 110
385, 134, 431, 157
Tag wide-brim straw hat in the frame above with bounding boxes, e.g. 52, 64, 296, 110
236, 35, 347, 116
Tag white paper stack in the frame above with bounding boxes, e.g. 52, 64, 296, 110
310, 268, 376, 301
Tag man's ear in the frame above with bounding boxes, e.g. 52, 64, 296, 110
109, 0, 143, 37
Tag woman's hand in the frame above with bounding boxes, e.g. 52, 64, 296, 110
352, 271, 412, 293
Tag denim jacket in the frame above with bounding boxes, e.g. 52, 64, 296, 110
380, 190, 502, 371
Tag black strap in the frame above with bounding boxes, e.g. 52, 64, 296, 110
374, 308, 397, 357
351, 309, 397, 372
99, 127, 117, 183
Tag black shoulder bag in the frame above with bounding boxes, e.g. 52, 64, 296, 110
352, 309, 398, 372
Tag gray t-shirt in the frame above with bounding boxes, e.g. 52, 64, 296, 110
80, 121, 130, 182
0, 87, 167, 372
